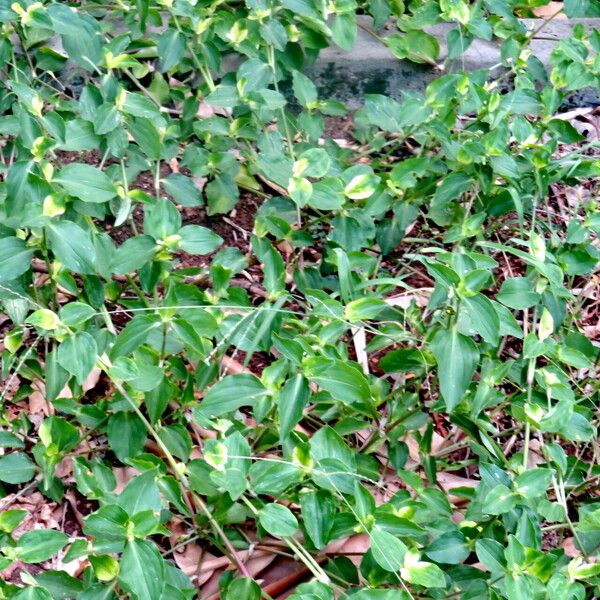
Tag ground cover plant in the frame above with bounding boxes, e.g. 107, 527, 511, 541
0, 0, 599, 597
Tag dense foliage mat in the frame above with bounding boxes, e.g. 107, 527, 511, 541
0, 0, 599, 598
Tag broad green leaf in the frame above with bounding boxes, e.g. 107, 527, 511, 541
304, 357, 373, 407
57, 332, 98, 384
225, 578, 261, 600
83, 504, 129, 541
128, 117, 161, 160
344, 298, 387, 322
497, 277, 540, 310
163, 173, 202, 207
278, 374, 310, 439
17, 530, 68, 563
401, 550, 446, 588
59, 302, 96, 327
205, 174, 239, 214
292, 70, 318, 107
0, 510, 27, 533
46, 221, 97, 274
0, 237, 32, 281
430, 328, 479, 411
179, 225, 223, 255
55, 164, 117, 203
475, 538, 506, 573
107, 412, 146, 462
12, 587, 53, 600
564, 0, 600, 16
110, 314, 162, 358
370, 528, 407, 572
117, 470, 161, 515
386, 31, 440, 64
158, 28, 186, 72
259, 503, 298, 537
119, 539, 165, 600
425, 531, 469, 564
93, 103, 120, 134
300, 490, 335, 549
484, 484, 518, 515
111, 236, 157, 275
460, 293, 500, 344
35, 570, 84, 598
515, 468, 554, 499
0, 452, 35, 484
194, 374, 269, 419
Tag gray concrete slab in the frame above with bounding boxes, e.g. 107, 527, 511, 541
305, 17, 600, 107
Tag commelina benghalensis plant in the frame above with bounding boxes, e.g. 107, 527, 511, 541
0, 0, 599, 598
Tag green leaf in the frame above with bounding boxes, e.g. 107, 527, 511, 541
35, 570, 83, 598
425, 531, 469, 564
292, 70, 318, 107
278, 374, 310, 440
117, 470, 161, 515
93, 103, 120, 135
179, 225, 223, 254
344, 298, 387, 322
300, 490, 335, 549
497, 277, 540, 310
430, 328, 479, 411
429, 172, 471, 226
0, 509, 27, 533
0, 452, 35, 484
194, 374, 269, 419
304, 358, 373, 407
158, 28, 186, 72
59, 302, 96, 327
163, 173, 202, 207
12, 587, 53, 600
401, 551, 446, 588
225, 578, 261, 600
0, 237, 32, 281
122, 92, 162, 120
259, 503, 298, 537
484, 484, 518, 515
110, 314, 162, 358
55, 164, 117, 203
83, 504, 129, 541
370, 528, 407, 572
119, 539, 165, 600
564, 0, 600, 16
331, 13, 357, 50
386, 31, 440, 64
111, 236, 157, 275
107, 412, 146, 462
206, 174, 239, 214
17, 530, 68, 563
460, 293, 500, 344
515, 468, 554, 499
58, 332, 97, 385
475, 538, 506, 572
128, 117, 161, 160
46, 221, 97, 274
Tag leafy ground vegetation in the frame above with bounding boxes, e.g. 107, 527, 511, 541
0, 0, 599, 597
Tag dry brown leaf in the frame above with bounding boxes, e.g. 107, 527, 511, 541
326, 533, 371, 566
112, 467, 140, 494
563, 537, 581, 557
385, 288, 432, 309
532, 2, 565, 18
29, 388, 50, 419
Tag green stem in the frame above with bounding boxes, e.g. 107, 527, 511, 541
101, 360, 254, 579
